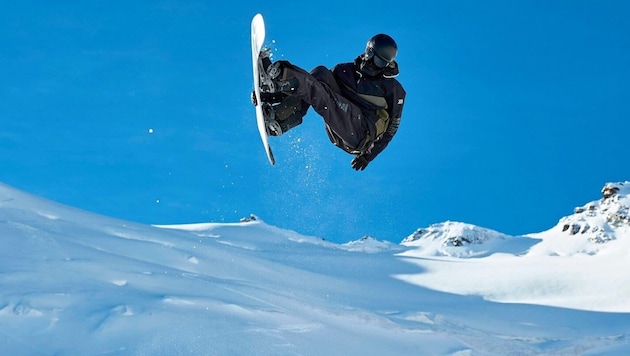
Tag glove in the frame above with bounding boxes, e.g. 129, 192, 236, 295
351, 154, 370, 171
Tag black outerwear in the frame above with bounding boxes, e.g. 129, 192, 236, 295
331, 56, 405, 161
276, 57, 406, 162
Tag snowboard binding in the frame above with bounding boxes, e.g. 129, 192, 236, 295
254, 48, 285, 137
261, 102, 283, 136
258, 48, 276, 93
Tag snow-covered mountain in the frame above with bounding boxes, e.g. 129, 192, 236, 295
401, 221, 518, 257
395, 181, 630, 314
544, 182, 630, 242
401, 181, 630, 257
2, 181, 630, 355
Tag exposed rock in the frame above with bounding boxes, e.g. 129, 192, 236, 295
405, 181, 630, 253
558, 182, 629, 243
240, 214, 259, 222
602, 184, 620, 199
402, 221, 507, 247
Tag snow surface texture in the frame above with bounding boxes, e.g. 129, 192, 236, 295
1, 181, 629, 355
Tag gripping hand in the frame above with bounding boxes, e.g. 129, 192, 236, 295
351, 155, 370, 171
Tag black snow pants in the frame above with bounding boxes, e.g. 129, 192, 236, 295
277, 61, 370, 154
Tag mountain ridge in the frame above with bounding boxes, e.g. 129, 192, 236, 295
399, 181, 630, 257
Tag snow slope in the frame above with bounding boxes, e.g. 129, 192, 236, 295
398, 182, 630, 314
1, 181, 630, 355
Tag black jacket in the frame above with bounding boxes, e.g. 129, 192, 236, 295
331, 56, 406, 161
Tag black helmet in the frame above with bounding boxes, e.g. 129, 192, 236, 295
365, 34, 397, 68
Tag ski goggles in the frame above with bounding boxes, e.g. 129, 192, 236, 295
367, 48, 393, 68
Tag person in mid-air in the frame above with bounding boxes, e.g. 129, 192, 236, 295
256, 34, 406, 171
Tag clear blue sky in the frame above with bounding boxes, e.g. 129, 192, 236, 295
1, 1, 629, 243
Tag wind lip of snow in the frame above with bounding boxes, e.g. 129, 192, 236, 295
341, 236, 408, 253
154, 221, 256, 231
156, 220, 405, 254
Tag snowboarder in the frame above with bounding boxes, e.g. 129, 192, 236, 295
258, 34, 406, 171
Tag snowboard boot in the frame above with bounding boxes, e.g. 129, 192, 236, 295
277, 111, 303, 133
270, 95, 304, 135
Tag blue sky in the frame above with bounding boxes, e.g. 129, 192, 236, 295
1, 1, 629, 243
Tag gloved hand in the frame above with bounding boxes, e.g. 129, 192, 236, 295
351, 154, 370, 171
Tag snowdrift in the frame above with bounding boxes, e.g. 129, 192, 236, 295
1, 182, 630, 355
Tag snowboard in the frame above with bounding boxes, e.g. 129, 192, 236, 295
251, 13, 275, 165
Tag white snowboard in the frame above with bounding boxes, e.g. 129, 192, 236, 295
251, 13, 275, 165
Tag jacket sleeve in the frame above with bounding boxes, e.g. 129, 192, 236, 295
363, 82, 405, 162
